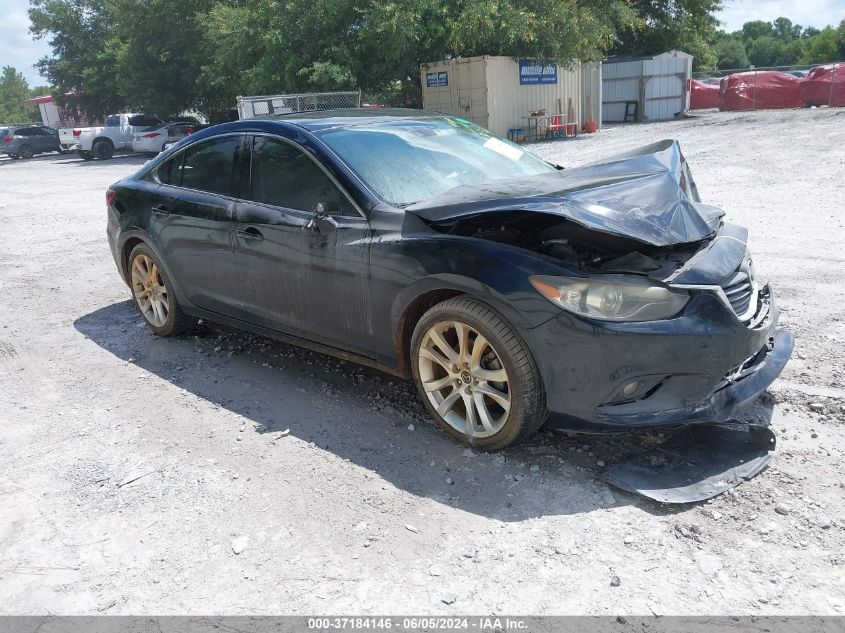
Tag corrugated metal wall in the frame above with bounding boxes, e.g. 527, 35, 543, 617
581, 61, 602, 127
485, 57, 581, 137
643, 54, 692, 120
601, 51, 692, 122
601, 59, 644, 122
421, 56, 584, 137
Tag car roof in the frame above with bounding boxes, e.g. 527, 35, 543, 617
263, 108, 446, 132
177, 109, 452, 146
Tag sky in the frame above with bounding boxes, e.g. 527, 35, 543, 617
715, 0, 844, 32
1, 0, 843, 87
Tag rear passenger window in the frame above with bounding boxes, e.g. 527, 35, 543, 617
177, 136, 241, 196
156, 155, 177, 185
249, 136, 352, 215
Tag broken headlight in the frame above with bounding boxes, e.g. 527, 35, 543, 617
530, 275, 689, 322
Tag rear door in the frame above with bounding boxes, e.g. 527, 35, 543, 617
31, 127, 57, 152
147, 133, 244, 316
231, 134, 372, 352
15, 127, 40, 152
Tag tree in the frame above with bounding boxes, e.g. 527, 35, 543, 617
799, 27, 840, 64
202, 0, 641, 108
611, 0, 721, 71
0, 67, 38, 123
110, 0, 218, 117
715, 38, 748, 69
29, 0, 122, 118
747, 37, 791, 66
772, 17, 799, 41
837, 18, 845, 58
741, 20, 773, 41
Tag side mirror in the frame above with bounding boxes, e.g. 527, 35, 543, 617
314, 215, 338, 235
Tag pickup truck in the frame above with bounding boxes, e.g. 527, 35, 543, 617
59, 113, 163, 160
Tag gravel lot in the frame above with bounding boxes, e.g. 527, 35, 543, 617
1, 108, 843, 615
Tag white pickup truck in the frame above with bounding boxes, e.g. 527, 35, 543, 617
59, 113, 164, 160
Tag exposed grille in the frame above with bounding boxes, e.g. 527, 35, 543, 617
720, 257, 757, 320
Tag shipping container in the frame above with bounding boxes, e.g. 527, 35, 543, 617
420, 56, 600, 139
602, 51, 693, 122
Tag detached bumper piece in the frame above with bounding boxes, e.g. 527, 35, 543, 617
598, 423, 776, 503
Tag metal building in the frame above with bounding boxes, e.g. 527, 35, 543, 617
420, 56, 601, 138
601, 51, 693, 122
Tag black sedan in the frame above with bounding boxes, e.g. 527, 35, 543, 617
106, 109, 793, 450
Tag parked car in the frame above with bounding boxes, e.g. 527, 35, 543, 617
799, 63, 845, 107
59, 113, 163, 160
106, 110, 792, 450
132, 122, 195, 154
1, 124, 62, 159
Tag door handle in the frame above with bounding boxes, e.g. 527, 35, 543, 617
151, 204, 169, 215
236, 227, 264, 241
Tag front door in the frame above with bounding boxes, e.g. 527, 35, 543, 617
232, 134, 372, 354
147, 133, 243, 316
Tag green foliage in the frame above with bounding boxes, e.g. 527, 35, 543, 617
110, 0, 219, 117
25, 0, 843, 118
611, 0, 721, 71
840, 19, 845, 58
799, 27, 840, 64
201, 0, 638, 108
0, 67, 39, 123
29, 0, 122, 118
741, 20, 774, 41
717, 16, 844, 70
715, 38, 748, 69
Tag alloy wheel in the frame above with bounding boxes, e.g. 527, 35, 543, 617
19, 145, 33, 159
131, 254, 169, 327
417, 320, 511, 438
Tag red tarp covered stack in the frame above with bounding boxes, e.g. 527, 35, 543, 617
689, 79, 720, 109
719, 71, 802, 111
799, 64, 845, 107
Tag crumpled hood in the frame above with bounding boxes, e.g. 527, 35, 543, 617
406, 139, 724, 247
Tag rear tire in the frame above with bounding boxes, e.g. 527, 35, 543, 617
78, 150, 94, 160
18, 144, 33, 159
127, 243, 195, 336
93, 139, 114, 160
411, 295, 547, 450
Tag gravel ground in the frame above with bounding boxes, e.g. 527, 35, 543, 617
1, 108, 843, 616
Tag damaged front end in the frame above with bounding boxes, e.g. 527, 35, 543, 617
409, 139, 794, 502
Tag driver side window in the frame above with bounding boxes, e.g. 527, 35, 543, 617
248, 136, 355, 216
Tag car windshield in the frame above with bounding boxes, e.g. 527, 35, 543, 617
316, 117, 557, 206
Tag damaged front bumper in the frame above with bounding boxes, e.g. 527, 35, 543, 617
523, 283, 793, 430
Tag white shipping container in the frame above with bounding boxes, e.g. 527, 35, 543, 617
601, 51, 693, 122
421, 56, 598, 138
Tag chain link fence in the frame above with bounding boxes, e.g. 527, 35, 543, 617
691, 62, 844, 110
236, 91, 361, 119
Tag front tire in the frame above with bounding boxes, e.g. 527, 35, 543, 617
411, 296, 547, 450
128, 243, 195, 336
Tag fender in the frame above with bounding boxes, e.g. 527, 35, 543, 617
115, 229, 191, 309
